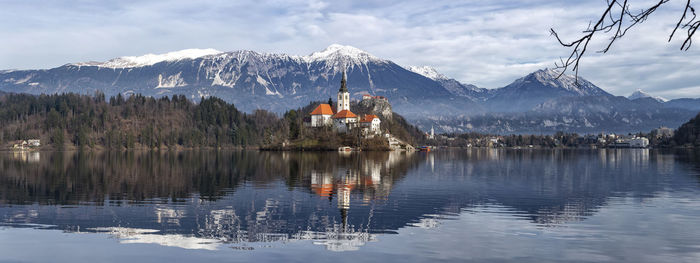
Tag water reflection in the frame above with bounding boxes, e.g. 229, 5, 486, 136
10, 150, 40, 163
0, 149, 699, 253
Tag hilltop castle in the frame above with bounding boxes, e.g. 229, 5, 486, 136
306, 72, 382, 135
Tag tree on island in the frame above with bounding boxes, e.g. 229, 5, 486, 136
551, 0, 698, 79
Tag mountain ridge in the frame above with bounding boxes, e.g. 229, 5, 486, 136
2, 45, 699, 134
0, 44, 477, 117
628, 89, 668, 103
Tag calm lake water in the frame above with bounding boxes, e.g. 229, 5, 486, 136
1, 149, 699, 262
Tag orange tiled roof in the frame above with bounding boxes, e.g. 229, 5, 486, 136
332, 110, 357, 119
359, 114, 378, 123
310, 104, 334, 115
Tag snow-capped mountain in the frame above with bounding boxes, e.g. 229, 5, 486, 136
0, 44, 479, 117
484, 68, 611, 112
1, 46, 698, 134
73, 48, 224, 68
411, 69, 698, 134
628, 89, 668, 102
407, 66, 447, 80
304, 44, 384, 66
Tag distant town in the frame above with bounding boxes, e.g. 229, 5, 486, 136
425, 129, 674, 149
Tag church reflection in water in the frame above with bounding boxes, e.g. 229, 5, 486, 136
306, 152, 404, 250
0, 149, 699, 251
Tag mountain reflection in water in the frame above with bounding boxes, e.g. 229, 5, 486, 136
0, 149, 699, 252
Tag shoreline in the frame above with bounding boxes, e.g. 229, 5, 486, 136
2, 145, 697, 153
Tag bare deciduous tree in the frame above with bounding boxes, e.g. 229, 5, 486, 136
551, 0, 698, 80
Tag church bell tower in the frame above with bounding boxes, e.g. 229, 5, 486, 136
337, 71, 350, 112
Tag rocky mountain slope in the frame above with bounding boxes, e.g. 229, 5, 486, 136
0, 44, 479, 117
483, 68, 612, 112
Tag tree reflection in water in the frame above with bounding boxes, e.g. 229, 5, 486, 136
0, 149, 698, 251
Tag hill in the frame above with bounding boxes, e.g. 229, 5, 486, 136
673, 113, 700, 147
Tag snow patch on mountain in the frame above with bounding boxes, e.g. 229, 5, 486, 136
407, 66, 447, 80
77, 49, 223, 68
69, 44, 385, 76
531, 69, 578, 93
211, 71, 238, 88
628, 89, 668, 102
305, 44, 378, 62
13, 74, 33, 84
302, 44, 385, 73
156, 73, 187, 88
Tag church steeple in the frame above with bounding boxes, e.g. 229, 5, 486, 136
336, 70, 350, 112
339, 71, 348, 93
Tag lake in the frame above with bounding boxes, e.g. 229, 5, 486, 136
0, 149, 699, 262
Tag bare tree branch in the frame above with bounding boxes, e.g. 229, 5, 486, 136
551, 0, 697, 83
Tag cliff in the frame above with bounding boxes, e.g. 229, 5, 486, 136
353, 98, 393, 121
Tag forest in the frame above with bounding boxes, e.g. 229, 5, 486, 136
673, 112, 700, 147
0, 92, 423, 150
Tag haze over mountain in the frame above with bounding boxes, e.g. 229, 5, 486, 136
1, 44, 699, 134
407, 65, 489, 101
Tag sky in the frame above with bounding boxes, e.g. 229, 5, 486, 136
0, 0, 698, 98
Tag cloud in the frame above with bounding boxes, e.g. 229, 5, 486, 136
0, 0, 697, 98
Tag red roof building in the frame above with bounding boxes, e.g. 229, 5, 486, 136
308, 104, 334, 127
332, 109, 358, 119
359, 114, 378, 123
359, 114, 382, 135
310, 104, 334, 115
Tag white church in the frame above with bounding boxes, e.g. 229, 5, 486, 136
306, 71, 382, 135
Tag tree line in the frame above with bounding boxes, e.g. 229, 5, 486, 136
0, 92, 287, 149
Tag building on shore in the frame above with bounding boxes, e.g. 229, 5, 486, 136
610, 137, 649, 148
333, 109, 359, 133
425, 126, 434, 140
359, 114, 381, 136
28, 139, 40, 147
12, 140, 27, 149
11, 139, 40, 150
308, 104, 334, 127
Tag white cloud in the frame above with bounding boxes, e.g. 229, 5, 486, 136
0, 0, 697, 98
